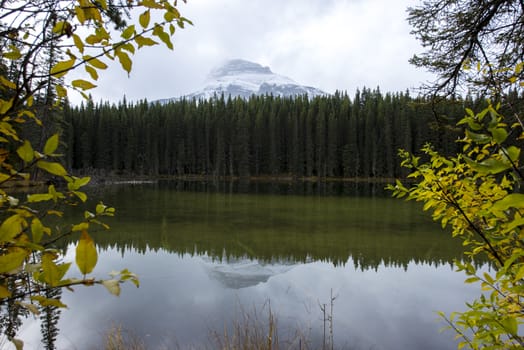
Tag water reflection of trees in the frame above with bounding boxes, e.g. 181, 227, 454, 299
0, 281, 61, 349
78, 180, 478, 271
88, 227, 467, 271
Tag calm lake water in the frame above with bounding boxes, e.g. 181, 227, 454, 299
15, 181, 483, 349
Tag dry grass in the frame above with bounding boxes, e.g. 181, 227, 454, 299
210, 301, 314, 350
103, 324, 146, 350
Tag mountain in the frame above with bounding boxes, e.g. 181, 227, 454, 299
156, 59, 327, 103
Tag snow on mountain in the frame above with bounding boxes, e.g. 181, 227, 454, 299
156, 59, 327, 103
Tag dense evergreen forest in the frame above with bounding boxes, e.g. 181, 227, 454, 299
61, 88, 523, 179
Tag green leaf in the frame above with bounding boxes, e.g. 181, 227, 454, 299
76, 231, 98, 275
463, 155, 511, 175
102, 279, 121, 296
504, 146, 520, 163
492, 194, 524, 211
37, 161, 68, 176
501, 317, 518, 336
72, 79, 97, 91
465, 129, 491, 144
50, 58, 76, 78
464, 277, 479, 283
44, 134, 59, 155
27, 193, 53, 203
76, 176, 91, 187
490, 127, 508, 144
73, 191, 88, 202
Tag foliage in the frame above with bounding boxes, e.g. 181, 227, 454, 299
388, 99, 524, 348
0, 1, 190, 348
408, 0, 524, 97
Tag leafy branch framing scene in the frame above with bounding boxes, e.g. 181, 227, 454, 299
0, 1, 189, 348
389, 0, 524, 349
0, 0, 523, 349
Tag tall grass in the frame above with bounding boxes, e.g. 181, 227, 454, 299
102, 297, 337, 350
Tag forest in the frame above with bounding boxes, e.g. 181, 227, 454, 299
60, 88, 524, 180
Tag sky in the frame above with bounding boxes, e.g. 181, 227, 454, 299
71, 0, 434, 104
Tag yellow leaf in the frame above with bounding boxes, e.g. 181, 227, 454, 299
116, 51, 132, 74
98, 0, 107, 9
139, 10, 151, 28
50, 58, 76, 78
2, 50, 21, 60
72, 79, 97, 91
119, 42, 136, 54
135, 36, 158, 48
31, 218, 44, 244
140, 0, 163, 9
0, 76, 16, 89
85, 34, 101, 45
153, 26, 173, 50
73, 191, 88, 202
73, 34, 84, 53
55, 84, 68, 98
31, 296, 67, 308
19, 302, 40, 315
514, 264, 524, 281
11, 338, 23, 350
75, 6, 87, 24
0, 247, 29, 274
41, 252, 71, 286
36, 161, 68, 176
121, 25, 135, 40
0, 98, 13, 114
76, 230, 98, 275
44, 134, 59, 155
16, 140, 34, 162
102, 279, 120, 296
0, 284, 11, 299
85, 65, 99, 80
0, 214, 25, 241
84, 55, 108, 69
72, 222, 89, 232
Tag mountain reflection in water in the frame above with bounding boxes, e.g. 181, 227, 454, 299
204, 256, 297, 289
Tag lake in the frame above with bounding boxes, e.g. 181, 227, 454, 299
14, 181, 482, 349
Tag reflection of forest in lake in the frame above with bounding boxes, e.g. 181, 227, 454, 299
9, 181, 482, 350
75, 180, 466, 270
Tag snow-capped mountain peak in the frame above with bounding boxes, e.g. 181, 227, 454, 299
157, 59, 327, 103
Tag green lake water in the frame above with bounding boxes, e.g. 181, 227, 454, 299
16, 181, 483, 349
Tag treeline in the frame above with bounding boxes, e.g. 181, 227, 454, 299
61, 88, 521, 178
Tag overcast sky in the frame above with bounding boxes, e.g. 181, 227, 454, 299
70, 0, 434, 104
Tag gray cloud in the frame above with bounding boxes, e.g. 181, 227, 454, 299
69, 0, 433, 104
